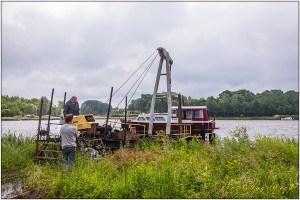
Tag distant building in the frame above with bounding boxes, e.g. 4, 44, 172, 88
121, 111, 135, 115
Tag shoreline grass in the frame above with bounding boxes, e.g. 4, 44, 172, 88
1, 128, 299, 198
1, 133, 35, 174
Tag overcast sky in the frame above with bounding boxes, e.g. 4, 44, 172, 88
2, 1, 298, 107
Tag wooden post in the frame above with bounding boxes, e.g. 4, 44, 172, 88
105, 87, 113, 135
124, 96, 127, 145
178, 94, 183, 123
46, 88, 54, 141
36, 98, 44, 157
63, 92, 67, 106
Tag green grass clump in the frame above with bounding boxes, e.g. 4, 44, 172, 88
1, 133, 36, 175
5, 127, 299, 198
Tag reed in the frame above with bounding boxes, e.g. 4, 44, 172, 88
3, 127, 299, 198
1, 133, 35, 175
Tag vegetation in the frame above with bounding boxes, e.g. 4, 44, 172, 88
80, 100, 112, 115
2, 89, 298, 118
1, 133, 35, 178
129, 89, 299, 118
1, 95, 64, 117
1, 128, 298, 199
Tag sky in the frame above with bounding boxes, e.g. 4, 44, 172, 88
2, 1, 299, 108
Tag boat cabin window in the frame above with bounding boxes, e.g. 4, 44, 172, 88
194, 110, 204, 118
137, 117, 146, 121
185, 110, 192, 119
155, 116, 165, 121
146, 117, 155, 121
181, 109, 204, 119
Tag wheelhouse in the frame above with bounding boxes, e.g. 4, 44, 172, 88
172, 106, 210, 121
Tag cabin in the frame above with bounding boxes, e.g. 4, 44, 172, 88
130, 106, 216, 136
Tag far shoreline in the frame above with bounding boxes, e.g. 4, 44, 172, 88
1, 115, 298, 121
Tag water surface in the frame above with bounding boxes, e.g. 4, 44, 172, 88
2, 119, 298, 140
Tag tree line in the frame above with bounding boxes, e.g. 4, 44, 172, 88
128, 89, 299, 117
1, 95, 114, 117
1, 89, 298, 118
1, 95, 64, 117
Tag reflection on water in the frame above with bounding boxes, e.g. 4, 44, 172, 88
1, 180, 23, 199
1, 119, 299, 140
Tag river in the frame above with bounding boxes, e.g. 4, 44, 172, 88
1, 119, 299, 141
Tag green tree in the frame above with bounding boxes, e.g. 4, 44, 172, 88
81, 100, 111, 115
1, 89, 298, 118
206, 96, 218, 117
218, 94, 232, 117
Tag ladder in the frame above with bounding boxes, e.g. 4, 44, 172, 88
35, 138, 62, 161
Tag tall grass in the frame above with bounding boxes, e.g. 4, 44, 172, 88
1, 133, 36, 176
5, 127, 300, 198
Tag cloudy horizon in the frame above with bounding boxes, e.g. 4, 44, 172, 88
2, 1, 298, 107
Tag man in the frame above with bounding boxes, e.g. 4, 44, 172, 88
63, 96, 79, 116
60, 114, 80, 167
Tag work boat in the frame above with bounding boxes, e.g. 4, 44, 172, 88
128, 47, 217, 142
130, 106, 216, 140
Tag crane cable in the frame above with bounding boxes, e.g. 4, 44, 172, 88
110, 52, 159, 129
105, 49, 158, 104
115, 52, 158, 109
127, 53, 158, 104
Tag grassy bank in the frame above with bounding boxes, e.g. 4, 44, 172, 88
1, 134, 35, 173
1, 133, 36, 188
1, 129, 299, 198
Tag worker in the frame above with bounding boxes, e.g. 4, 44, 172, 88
60, 114, 80, 168
63, 96, 79, 116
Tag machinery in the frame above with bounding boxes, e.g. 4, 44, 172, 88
72, 114, 139, 152
35, 89, 139, 161
35, 47, 216, 161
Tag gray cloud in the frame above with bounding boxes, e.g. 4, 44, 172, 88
2, 2, 298, 107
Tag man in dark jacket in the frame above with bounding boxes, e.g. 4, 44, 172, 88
63, 96, 80, 116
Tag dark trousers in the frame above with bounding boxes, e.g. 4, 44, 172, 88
62, 146, 76, 167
